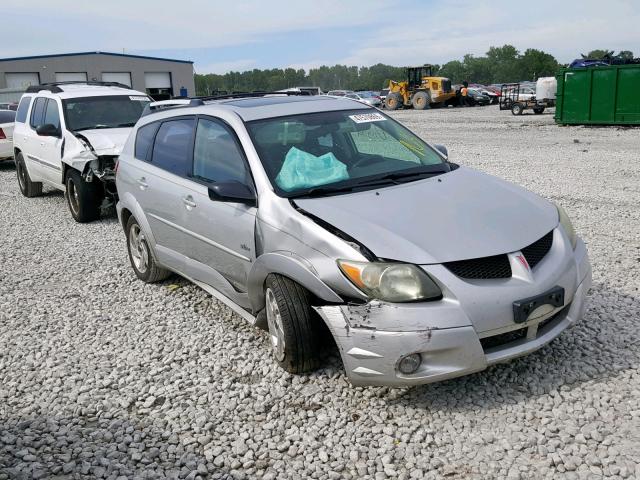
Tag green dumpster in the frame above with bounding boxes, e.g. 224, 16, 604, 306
555, 64, 640, 125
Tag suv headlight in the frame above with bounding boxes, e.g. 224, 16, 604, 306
337, 260, 442, 302
556, 204, 577, 249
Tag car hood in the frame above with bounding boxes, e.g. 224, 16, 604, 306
294, 167, 558, 264
74, 128, 132, 156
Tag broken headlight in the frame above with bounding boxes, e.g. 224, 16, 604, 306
556, 204, 577, 249
337, 260, 442, 302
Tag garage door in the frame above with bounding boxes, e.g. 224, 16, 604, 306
5, 73, 40, 89
102, 72, 132, 87
144, 72, 171, 89
55, 72, 88, 82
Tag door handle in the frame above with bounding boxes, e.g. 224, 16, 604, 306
137, 177, 148, 189
182, 195, 197, 209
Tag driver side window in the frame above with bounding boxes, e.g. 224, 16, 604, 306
192, 118, 250, 185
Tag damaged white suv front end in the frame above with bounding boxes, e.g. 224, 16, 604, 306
13, 83, 151, 222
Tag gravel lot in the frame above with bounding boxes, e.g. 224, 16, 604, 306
1, 106, 639, 480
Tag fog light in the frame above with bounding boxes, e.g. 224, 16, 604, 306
398, 353, 421, 374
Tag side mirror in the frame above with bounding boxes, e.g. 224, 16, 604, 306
36, 124, 60, 137
208, 181, 257, 207
434, 144, 448, 158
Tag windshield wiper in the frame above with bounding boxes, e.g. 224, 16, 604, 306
74, 124, 112, 131
289, 183, 357, 198
352, 168, 449, 187
116, 122, 136, 128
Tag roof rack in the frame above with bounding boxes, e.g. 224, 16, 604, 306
25, 81, 133, 93
189, 90, 312, 105
140, 90, 312, 117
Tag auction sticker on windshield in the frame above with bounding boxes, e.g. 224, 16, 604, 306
129, 96, 150, 101
349, 112, 386, 123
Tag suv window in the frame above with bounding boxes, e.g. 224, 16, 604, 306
30, 97, 47, 129
151, 119, 194, 176
193, 118, 249, 184
135, 123, 158, 161
43, 100, 61, 129
15, 96, 32, 123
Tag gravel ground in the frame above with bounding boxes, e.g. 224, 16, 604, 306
1, 106, 639, 480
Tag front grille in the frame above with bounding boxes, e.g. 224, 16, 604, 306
522, 231, 553, 269
444, 254, 512, 279
480, 327, 527, 350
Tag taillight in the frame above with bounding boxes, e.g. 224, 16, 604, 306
114, 159, 119, 174
0, 128, 5, 140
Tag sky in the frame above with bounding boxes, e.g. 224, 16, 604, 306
1, 0, 638, 74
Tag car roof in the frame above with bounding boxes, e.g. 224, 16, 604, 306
28, 84, 148, 99
144, 95, 372, 123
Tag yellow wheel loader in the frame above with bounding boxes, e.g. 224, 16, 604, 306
385, 65, 456, 110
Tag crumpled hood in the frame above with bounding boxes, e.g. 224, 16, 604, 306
75, 128, 132, 156
294, 167, 558, 264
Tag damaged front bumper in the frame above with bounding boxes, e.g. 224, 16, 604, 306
314, 238, 592, 387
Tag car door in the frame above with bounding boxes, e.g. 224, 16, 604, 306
38, 99, 64, 186
180, 116, 257, 293
127, 117, 196, 273
24, 97, 48, 180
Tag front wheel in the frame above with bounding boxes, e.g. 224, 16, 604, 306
16, 153, 43, 198
511, 103, 524, 115
265, 274, 321, 373
126, 216, 170, 283
65, 170, 103, 223
385, 93, 402, 110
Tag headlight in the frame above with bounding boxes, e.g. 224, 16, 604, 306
337, 260, 442, 302
556, 204, 577, 249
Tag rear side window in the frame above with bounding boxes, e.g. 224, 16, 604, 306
135, 123, 158, 161
43, 100, 60, 129
15, 96, 32, 123
0, 110, 16, 123
193, 118, 249, 184
30, 97, 47, 128
151, 119, 194, 176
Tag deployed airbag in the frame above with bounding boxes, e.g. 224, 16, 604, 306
276, 147, 348, 191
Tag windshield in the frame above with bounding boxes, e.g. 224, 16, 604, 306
62, 95, 151, 131
246, 109, 449, 198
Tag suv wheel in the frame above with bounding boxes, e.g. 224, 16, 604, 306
15, 153, 42, 198
264, 274, 321, 373
65, 170, 102, 223
126, 216, 170, 283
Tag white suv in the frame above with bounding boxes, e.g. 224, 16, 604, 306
12, 82, 151, 222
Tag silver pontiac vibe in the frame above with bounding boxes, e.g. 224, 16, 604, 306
116, 95, 591, 387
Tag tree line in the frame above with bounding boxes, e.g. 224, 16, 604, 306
194, 46, 634, 95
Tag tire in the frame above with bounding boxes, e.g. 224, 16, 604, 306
411, 91, 430, 110
385, 93, 402, 110
511, 103, 524, 115
15, 152, 42, 198
533, 107, 545, 114
65, 169, 102, 223
264, 274, 321, 374
125, 215, 170, 283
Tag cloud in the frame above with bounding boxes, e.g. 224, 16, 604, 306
194, 59, 257, 74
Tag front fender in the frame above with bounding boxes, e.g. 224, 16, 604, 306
247, 252, 343, 312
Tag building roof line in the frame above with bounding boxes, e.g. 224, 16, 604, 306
0, 51, 193, 64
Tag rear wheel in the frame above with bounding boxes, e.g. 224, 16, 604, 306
15, 152, 42, 198
511, 103, 524, 115
385, 93, 402, 110
533, 107, 545, 114
412, 91, 430, 110
265, 274, 321, 374
126, 216, 170, 283
65, 169, 102, 223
